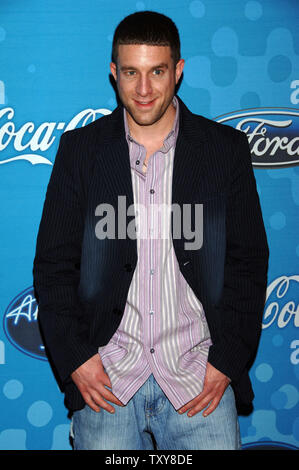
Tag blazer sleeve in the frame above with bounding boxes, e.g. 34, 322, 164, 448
33, 131, 98, 386
207, 130, 269, 383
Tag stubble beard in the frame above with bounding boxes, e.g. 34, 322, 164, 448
123, 95, 175, 128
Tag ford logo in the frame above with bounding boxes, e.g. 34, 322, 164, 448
215, 108, 299, 168
3, 286, 47, 361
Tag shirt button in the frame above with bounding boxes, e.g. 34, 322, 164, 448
150, 269, 155, 275
149, 310, 154, 315
136, 160, 140, 165
150, 348, 155, 353
150, 189, 155, 194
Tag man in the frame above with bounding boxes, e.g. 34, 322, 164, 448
33, 11, 269, 450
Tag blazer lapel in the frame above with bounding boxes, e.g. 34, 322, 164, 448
95, 105, 135, 210
172, 97, 208, 207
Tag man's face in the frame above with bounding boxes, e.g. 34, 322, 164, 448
110, 44, 184, 127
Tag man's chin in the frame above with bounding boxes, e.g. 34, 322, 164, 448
126, 108, 165, 127
132, 117, 161, 127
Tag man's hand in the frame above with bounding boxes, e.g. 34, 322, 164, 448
71, 354, 124, 413
178, 362, 231, 418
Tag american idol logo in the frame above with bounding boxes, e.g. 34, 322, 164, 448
3, 286, 47, 361
243, 441, 299, 450
215, 108, 299, 168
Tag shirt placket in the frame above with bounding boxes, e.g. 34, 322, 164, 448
149, 156, 155, 358
145, 151, 159, 363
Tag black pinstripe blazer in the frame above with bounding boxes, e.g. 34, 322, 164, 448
33, 96, 269, 411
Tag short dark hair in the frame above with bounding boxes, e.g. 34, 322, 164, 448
112, 11, 181, 66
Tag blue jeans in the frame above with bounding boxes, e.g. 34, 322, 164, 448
71, 374, 241, 450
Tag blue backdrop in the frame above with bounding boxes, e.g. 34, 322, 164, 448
0, 0, 298, 451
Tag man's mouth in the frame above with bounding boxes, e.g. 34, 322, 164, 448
133, 99, 156, 108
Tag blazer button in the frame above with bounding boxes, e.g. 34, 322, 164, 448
124, 263, 132, 272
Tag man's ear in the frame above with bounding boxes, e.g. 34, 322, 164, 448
175, 58, 185, 85
110, 62, 117, 81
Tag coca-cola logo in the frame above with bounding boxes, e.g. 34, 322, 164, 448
0, 106, 112, 166
215, 108, 299, 168
3, 286, 46, 361
263, 275, 299, 329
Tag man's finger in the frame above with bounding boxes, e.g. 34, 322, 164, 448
187, 393, 214, 417
189, 387, 227, 417
178, 386, 212, 414
100, 371, 113, 389
99, 385, 124, 406
201, 396, 221, 417
178, 397, 198, 414
83, 393, 101, 413
89, 390, 117, 414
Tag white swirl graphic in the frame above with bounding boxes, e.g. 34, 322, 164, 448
0, 154, 52, 165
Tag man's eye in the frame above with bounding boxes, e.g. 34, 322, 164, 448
126, 71, 136, 76
153, 69, 163, 75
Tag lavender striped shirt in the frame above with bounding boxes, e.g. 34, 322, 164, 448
98, 96, 212, 409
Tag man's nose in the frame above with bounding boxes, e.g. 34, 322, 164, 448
136, 74, 153, 96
